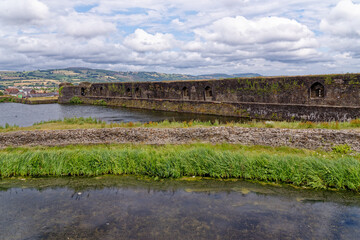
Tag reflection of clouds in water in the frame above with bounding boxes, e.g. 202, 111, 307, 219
1, 177, 360, 240
1, 103, 242, 127
0, 103, 62, 127
56, 104, 170, 123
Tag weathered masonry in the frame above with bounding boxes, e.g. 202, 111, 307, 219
59, 74, 360, 121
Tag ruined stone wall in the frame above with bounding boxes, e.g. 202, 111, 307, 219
59, 74, 360, 121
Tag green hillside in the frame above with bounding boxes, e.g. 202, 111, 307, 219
0, 67, 261, 89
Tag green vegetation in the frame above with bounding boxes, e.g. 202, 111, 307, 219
0, 117, 107, 132
325, 75, 333, 85
3, 117, 360, 133
93, 99, 107, 106
69, 96, 83, 104
58, 86, 64, 97
0, 96, 57, 104
0, 68, 261, 88
0, 96, 19, 103
33, 117, 103, 126
0, 97, 11, 103
0, 123, 19, 130
332, 144, 353, 154
0, 144, 359, 191
236, 78, 301, 95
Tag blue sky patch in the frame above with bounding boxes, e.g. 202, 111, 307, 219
113, 7, 150, 16
75, 4, 99, 13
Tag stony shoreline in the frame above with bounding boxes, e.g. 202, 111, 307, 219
1, 127, 360, 151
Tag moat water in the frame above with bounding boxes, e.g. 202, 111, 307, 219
1, 176, 360, 240
0, 103, 242, 127
2, 103, 359, 239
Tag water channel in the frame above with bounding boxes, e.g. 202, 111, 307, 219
1, 176, 359, 240
0, 103, 242, 127
1, 103, 360, 239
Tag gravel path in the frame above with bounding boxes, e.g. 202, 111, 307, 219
1, 127, 360, 151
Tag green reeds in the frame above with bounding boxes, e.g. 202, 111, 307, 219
1, 144, 360, 191
0, 123, 19, 130
5, 117, 360, 132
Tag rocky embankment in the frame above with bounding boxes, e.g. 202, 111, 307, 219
1, 127, 360, 151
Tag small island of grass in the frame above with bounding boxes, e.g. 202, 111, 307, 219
1, 117, 360, 192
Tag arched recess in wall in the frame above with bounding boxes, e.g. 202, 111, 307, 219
310, 82, 325, 98
81, 87, 86, 96
182, 87, 189, 99
99, 86, 103, 95
126, 88, 132, 97
135, 87, 141, 98
204, 86, 213, 100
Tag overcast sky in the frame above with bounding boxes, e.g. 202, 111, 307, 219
0, 0, 360, 75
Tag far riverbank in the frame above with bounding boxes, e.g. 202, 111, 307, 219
0, 96, 58, 104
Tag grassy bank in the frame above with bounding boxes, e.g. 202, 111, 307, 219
2, 116, 360, 132
1, 144, 360, 191
0, 96, 22, 103
0, 96, 58, 104
24, 96, 58, 104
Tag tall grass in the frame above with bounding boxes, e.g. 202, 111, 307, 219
0, 123, 19, 130
1, 144, 360, 191
4, 117, 360, 133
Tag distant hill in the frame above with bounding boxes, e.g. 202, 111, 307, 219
0, 67, 261, 89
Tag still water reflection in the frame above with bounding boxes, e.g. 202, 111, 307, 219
0, 103, 242, 127
1, 176, 360, 240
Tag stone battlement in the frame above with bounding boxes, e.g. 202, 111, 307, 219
59, 74, 360, 121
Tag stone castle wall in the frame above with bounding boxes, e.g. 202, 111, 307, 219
59, 74, 360, 121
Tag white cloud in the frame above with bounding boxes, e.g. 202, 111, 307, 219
319, 0, 360, 59
320, 0, 360, 38
60, 14, 116, 38
195, 16, 315, 45
1, 0, 360, 75
123, 29, 177, 52
0, 0, 49, 24
189, 16, 321, 63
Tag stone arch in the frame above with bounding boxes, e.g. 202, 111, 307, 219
135, 87, 141, 98
81, 87, 86, 96
310, 82, 325, 98
204, 86, 213, 100
99, 86, 103, 94
182, 87, 189, 99
126, 88, 132, 97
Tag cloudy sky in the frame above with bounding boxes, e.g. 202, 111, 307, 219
0, 0, 360, 76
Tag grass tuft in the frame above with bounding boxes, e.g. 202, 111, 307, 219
1, 144, 360, 191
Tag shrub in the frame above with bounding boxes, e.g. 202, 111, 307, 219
58, 86, 64, 97
93, 99, 107, 106
69, 96, 83, 104
350, 119, 360, 127
299, 121, 315, 128
332, 144, 352, 154
126, 122, 135, 127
